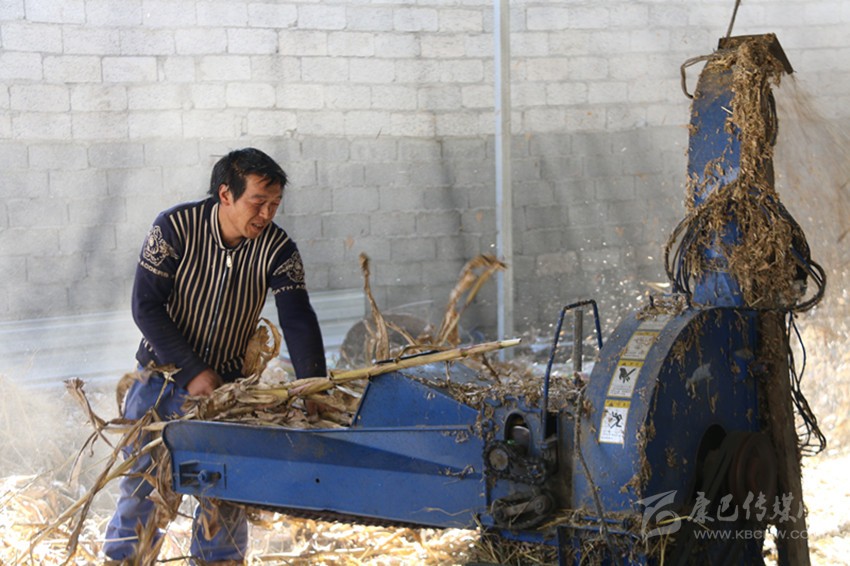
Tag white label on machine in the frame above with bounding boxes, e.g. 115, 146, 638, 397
599, 399, 630, 444
638, 314, 671, 332
607, 360, 642, 398
621, 331, 658, 361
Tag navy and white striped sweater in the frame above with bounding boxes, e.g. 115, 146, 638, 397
132, 198, 327, 388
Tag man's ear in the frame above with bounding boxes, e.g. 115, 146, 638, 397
218, 184, 231, 205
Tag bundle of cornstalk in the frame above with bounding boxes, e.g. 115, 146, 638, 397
8, 253, 577, 566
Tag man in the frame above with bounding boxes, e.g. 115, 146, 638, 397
104, 148, 327, 564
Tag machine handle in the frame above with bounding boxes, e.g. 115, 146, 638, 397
541, 300, 603, 432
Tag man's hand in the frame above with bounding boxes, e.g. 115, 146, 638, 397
186, 368, 222, 397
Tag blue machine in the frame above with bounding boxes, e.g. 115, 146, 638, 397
164, 35, 820, 565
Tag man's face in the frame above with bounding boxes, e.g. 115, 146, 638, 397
218, 173, 282, 246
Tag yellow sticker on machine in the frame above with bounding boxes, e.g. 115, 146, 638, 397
599, 399, 630, 444
621, 330, 659, 361
606, 360, 643, 398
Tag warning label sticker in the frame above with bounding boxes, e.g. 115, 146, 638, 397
638, 314, 671, 332
606, 360, 642, 398
599, 399, 630, 444
621, 331, 658, 361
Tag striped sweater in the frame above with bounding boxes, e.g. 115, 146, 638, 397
132, 198, 326, 387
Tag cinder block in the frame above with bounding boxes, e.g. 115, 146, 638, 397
277, 84, 325, 110
226, 83, 275, 108
143, 140, 200, 167
347, 6, 394, 31
421, 35, 466, 59
526, 7, 571, 31
85, 0, 142, 25
373, 258, 425, 286
350, 58, 395, 84
108, 167, 165, 197
119, 28, 174, 55
298, 5, 346, 30
88, 142, 145, 169
325, 84, 371, 110
10, 84, 68, 112
0, 52, 42, 80
4, 282, 68, 317
25, 0, 84, 23
183, 110, 241, 138
191, 84, 226, 108
415, 210, 461, 236
160, 56, 197, 83
284, 184, 331, 214
141, 0, 196, 27
49, 169, 108, 197
67, 197, 126, 229
460, 207, 496, 235
535, 251, 579, 276
247, 110, 297, 136
12, 113, 71, 139
321, 213, 370, 238
0, 142, 28, 169
176, 28, 228, 55
198, 55, 251, 81
394, 7, 439, 32
5, 171, 48, 201
417, 86, 462, 110
374, 34, 419, 58
341, 235, 391, 262
328, 32, 375, 57
296, 111, 346, 136
408, 161, 451, 187
282, 213, 323, 241
9, 196, 67, 228
72, 112, 127, 140
0, 0, 23, 19
370, 211, 417, 237
435, 112, 479, 136
226, 28, 277, 55
344, 111, 390, 137
197, 2, 248, 26
44, 56, 102, 84
103, 56, 157, 82
128, 84, 185, 110
247, 3, 297, 28
128, 110, 182, 138
379, 183, 430, 214
278, 30, 328, 56
439, 8, 483, 33
510, 32, 549, 57
371, 86, 418, 110
350, 139, 397, 162
302, 57, 349, 82
1, 21, 62, 52
321, 163, 366, 190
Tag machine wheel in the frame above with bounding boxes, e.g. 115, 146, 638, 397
726, 431, 779, 508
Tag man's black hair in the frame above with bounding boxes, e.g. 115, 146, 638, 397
208, 148, 288, 203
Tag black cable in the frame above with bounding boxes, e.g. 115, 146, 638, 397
787, 315, 828, 455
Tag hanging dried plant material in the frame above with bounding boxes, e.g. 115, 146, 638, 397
242, 317, 282, 377
359, 253, 391, 362
436, 254, 506, 347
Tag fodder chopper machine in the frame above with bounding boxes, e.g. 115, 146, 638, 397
164, 34, 826, 565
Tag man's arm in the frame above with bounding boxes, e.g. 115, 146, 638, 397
270, 242, 327, 379
132, 217, 214, 390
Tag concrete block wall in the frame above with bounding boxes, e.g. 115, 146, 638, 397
1, 0, 849, 339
